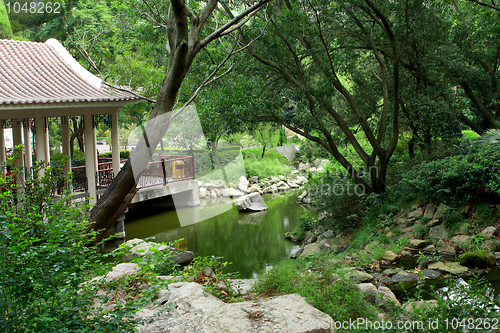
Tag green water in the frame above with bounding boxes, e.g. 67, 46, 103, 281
103, 190, 308, 278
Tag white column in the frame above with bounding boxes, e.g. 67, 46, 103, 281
61, 116, 72, 192
23, 119, 32, 177
0, 120, 6, 178
84, 113, 97, 204
12, 119, 23, 184
92, 121, 98, 175
44, 118, 50, 163
35, 113, 46, 163
111, 111, 120, 175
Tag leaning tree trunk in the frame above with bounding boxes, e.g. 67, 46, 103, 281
86, 0, 269, 244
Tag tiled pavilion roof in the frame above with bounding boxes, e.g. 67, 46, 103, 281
0, 38, 140, 106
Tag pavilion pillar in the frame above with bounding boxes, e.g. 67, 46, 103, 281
34, 113, 46, 175
84, 113, 97, 204
44, 118, 50, 163
23, 119, 32, 177
0, 120, 5, 178
61, 116, 72, 192
92, 121, 98, 176
111, 111, 120, 175
12, 119, 23, 184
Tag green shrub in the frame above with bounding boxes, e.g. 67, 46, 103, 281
390, 144, 500, 203
0, 160, 151, 332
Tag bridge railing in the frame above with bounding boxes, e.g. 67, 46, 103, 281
136, 155, 195, 189
66, 155, 195, 192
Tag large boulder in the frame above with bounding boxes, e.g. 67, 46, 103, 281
459, 250, 496, 268
237, 176, 249, 193
236, 193, 269, 212
199, 187, 207, 198
136, 282, 334, 333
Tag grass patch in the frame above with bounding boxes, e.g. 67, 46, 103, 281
252, 254, 377, 321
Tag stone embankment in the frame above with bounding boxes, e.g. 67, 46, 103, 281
286, 203, 500, 311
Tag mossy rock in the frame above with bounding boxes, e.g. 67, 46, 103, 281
459, 250, 496, 268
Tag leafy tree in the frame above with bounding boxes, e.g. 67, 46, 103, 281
0, 0, 13, 39
87, 0, 270, 243
224, 0, 424, 194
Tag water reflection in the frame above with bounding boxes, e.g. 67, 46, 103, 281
103, 190, 309, 278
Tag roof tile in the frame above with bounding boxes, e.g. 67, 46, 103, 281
0, 39, 140, 105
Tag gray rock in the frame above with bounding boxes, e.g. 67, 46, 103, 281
420, 269, 441, 279
290, 247, 304, 259
296, 176, 308, 185
223, 188, 246, 197
451, 235, 471, 249
391, 271, 420, 282
298, 162, 311, 172
382, 268, 403, 276
433, 203, 450, 220
279, 175, 286, 181
423, 245, 437, 253
278, 183, 290, 191
248, 184, 264, 194
436, 239, 455, 254
302, 243, 322, 256
481, 226, 498, 239
408, 208, 423, 219
345, 270, 374, 283
323, 230, 334, 239
298, 191, 308, 200
409, 239, 428, 249
428, 225, 448, 240
287, 180, 300, 188
237, 176, 249, 193
248, 176, 259, 184
377, 286, 401, 311
236, 193, 269, 212
263, 185, 278, 194
383, 251, 399, 262
309, 167, 317, 173
269, 176, 280, 184
427, 261, 468, 275
227, 279, 256, 295
121, 239, 194, 265
424, 204, 436, 219
356, 283, 378, 304
356, 284, 401, 311
210, 189, 218, 198
199, 187, 207, 198
137, 282, 334, 333
291, 170, 299, 175
403, 300, 439, 313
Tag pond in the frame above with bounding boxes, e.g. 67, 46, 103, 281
102, 190, 309, 278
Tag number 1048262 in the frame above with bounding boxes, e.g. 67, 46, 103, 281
5, 2, 62, 14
